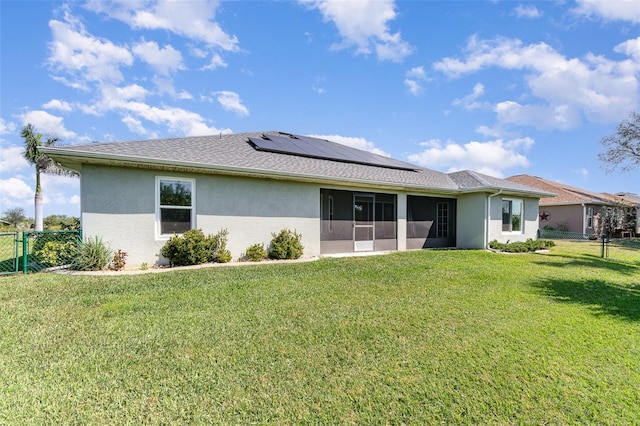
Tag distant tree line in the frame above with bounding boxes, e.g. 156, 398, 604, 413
1, 207, 79, 230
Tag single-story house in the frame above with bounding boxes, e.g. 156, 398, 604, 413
507, 174, 637, 236
42, 131, 554, 267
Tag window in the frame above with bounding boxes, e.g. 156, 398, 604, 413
502, 199, 523, 233
157, 177, 195, 236
437, 202, 449, 238
586, 207, 594, 228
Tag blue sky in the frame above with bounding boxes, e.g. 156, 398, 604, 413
1, 0, 639, 219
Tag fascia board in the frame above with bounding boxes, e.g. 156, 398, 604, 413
41, 148, 463, 196
456, 187, 557, 199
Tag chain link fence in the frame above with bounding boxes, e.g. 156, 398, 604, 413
539, 229, 639, 264
0, 230, 82, 275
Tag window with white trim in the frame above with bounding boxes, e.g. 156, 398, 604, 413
502, 198, 523, 233
157, 177, 195, 236
586, 207, 594, 228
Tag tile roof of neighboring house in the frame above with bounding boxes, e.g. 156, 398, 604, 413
507, 174, 631, 206
42, 131, 553, 197
617, 192, 640, 205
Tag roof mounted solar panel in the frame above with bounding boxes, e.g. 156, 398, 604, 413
248, 133, 418, 171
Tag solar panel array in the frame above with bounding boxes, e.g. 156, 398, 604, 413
248, 133, 418, 171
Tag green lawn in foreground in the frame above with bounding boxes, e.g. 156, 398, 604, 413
1, 247, 639, 424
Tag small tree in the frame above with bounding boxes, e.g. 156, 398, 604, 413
21, 124, 78, 231
2, 207, 26, 228
596, 205, 636, 238
598, 111, 640, 173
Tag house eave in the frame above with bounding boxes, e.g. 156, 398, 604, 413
541, 200, 631, 207
457, 187, 555, 199
41, 148, 465, 196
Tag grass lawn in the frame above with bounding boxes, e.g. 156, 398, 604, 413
1, 246, 639, 424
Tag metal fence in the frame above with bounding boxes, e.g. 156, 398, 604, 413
539, 229, 639, 264
0, 230, 82, 275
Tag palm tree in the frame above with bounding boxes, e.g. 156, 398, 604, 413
21, 123, 78, 231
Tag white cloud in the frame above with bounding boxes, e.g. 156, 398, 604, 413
574, 0, 640, 24
122, 115, 156, 137
85, 0, 240, 51
299, 0, 413, 62
408, 137, 533, 177
0, 118, 16, 134
494, 101, 581, 130
0, 177, 33, 205
475, 125, 502, 138
41, 174, 80, 210
0, 145, 29, 173
43, 4, 244, 141
615, 37, 640, 61
311, 76, 326, 94
19, 110, 78, 140
48, 11, 133, 84
572, 167, 590, 179
201, 53, 227, 70
404, 66, 427, 96
453, 83, 487, 111
0, 168, 81, 213
434, 35, 640, 129
214, 91, 250, 116
513, 4, 542, 19
132, 40, 185, 75
120, 101, 232, 137
110, 84, 149, 102
307, 134, 391, 157
43, 99, 73, 112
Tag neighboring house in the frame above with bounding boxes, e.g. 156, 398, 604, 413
42, 131, 553, 267
507, 174, 636, 236
617, 192, 640, 235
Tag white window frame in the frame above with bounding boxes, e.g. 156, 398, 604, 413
586, 207, 594, 228
502, 198, 524, 234
155, 176, 196, 239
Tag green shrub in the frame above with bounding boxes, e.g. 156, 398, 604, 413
31, 231, 80, 264
71, 236, 113, 271
161, 229, 207, 266
268, 229, 303, 260
160, 228, 231, 267
33, 240, 78, 267
244, 243, 267, 262
489, 238, 555, 253
207, 229, 231, 263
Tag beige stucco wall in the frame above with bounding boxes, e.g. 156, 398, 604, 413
456, 193, 487, 248
81, 165, 320, 267
456, 193, 541, 248
488, 196, 540, 244
539, 205, 585, 233
80, 164, 545, 266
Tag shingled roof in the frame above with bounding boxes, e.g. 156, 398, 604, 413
507, 174, 630, 206
42, 131, 552, 197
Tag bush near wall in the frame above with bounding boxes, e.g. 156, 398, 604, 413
268, 229, 303, 260
243, 243, 267, 262
489, 239, 555, 253
160, 229, 231, 267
